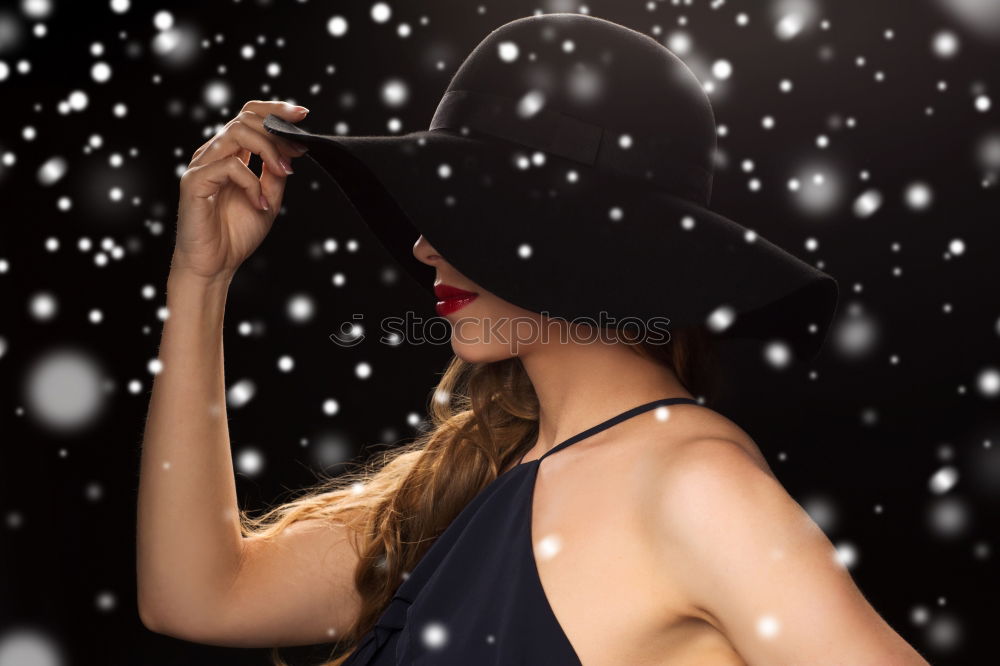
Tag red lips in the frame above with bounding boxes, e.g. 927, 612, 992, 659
435, 283, 479, 316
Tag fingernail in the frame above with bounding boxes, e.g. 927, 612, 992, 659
278, 157, 294, 175
259, 194, 270, 211
294, 106, 310, 115
290, 140, 309, 153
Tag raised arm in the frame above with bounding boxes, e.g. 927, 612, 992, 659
136, 100, 363, 646
135, 266, 240, 631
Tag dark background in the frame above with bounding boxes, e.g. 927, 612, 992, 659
2, 0, 999, 664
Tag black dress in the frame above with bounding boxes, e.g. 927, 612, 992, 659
342, 397, 701, 665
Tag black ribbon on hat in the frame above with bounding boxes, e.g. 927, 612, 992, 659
428, 88, 713, 206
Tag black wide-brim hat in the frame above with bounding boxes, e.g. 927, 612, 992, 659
265, 13, 840, 364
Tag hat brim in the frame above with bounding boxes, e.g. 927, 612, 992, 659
264, 113, 839, 364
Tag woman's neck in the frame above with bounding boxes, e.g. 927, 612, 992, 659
516, 336, 693, 461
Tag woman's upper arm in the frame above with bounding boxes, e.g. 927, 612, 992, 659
151, 517, 365, 648
647, 439, 932, 666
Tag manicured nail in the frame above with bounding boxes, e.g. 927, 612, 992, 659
294, 106, 310, 115
278, 157, 294, 175
259, 194, 270, 211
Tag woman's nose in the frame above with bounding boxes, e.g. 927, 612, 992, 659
412, 234, 442, 266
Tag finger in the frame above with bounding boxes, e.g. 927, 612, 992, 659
190, 101, 309, 163
240, 99, 310, 124
239, 101, 311, 157
235, 110, 312, 158
181, 156, 270, 213
189, 114, 263, 167
192, 111, 309, 168
239, 103, 312, 154
259, 158, 286, 216
190, 121, 297, 179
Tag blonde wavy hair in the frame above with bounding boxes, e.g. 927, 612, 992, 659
238, 323, 722, 665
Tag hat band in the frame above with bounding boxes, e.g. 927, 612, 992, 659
428, 88, 713, 206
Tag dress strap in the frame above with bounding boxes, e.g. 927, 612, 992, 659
536, 396, 700, 463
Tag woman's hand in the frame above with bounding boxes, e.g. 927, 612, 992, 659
171, 100, 311, 282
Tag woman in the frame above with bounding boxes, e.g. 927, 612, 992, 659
137, 13, 931, 666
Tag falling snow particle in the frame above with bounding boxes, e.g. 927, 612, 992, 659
91, 62, 111, 84
153, 10, 173, 31
706, 305, 736, 332
328, 16, 348, 37
381, 78, 408, 107
422, 622, 448, 649
95, 590, 116, 612
763, 340, 792, 369
30, 292, 58, 321
932, 31, 960, 58
928, 496, 969, 538
834, 542, 859, 568
911, 605, 930, 626
498, 40, 519, 62
534, 534, 563, 560
904, 182, 933, 210
288, 294, 315, 322
25, 348, 106, 433
201, 80, 231, 109
978, 367, 1000, 397
371, 3, 391, 24
516, 90, 545, 118
756, 614, 780, 638
37, 156, 68, 186
227, 379, 256, 408
834, 310, 878, 358
236, 447, 264, 476
667, 31, 692, 56
0, 629, 64, 666
929, 466, 959, 494
852, 189, 883, 218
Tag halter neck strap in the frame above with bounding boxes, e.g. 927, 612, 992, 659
532, 396, 701, 464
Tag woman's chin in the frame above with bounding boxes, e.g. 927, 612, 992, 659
450, 339, 517, 364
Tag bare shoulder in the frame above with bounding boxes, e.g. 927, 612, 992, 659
631, 403, 794, 561
624, 406, 782, 624
631, 421, 931, 665
634, 422, 787, 564
635, 402, 774, 478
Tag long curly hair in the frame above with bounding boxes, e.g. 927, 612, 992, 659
239, 322, 723, 665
